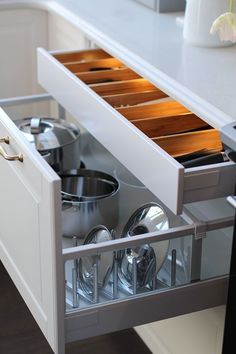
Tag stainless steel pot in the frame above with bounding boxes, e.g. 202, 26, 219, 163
15, 117, 81, 173
61, 169, 120, 238
61, 169, 117, 201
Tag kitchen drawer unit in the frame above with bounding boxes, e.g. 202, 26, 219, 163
38, 48, 236, 215
0, 93, 234, 354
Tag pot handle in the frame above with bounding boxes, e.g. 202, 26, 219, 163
30, 117, 41, 134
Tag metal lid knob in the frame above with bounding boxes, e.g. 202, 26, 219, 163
30, 118, 41, 134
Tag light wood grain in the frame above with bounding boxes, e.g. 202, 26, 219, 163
152, 129, 222, 157
103, 89, 168, 107
132, 113, 209, 138
54, 49, 111, 63
76, 67, 140, 84
65, 58, 124, 73
90, 78, 157, 96
117, 100, 190, 120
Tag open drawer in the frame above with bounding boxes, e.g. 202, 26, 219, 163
0, 94, 234, 354
37, 48, 236, 215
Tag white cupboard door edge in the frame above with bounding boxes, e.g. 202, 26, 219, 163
0, 107, 65, 354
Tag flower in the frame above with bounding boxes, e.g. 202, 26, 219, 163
210, 12, 236, 42
210, 0, 236, 42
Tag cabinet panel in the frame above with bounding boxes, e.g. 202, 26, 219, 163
37, 48, 236, 214
0, 108, 64, 354
48, 12, 88, 51
0, 8, 48, 118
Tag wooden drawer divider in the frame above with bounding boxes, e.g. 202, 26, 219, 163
54, 49, 223, 164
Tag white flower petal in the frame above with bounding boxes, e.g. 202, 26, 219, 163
210, 12, 236, 42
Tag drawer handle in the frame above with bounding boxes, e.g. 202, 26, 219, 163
0, 136, 10, 144
0, 143, 23, 162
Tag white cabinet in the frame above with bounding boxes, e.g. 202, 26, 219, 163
0, 107, 64, 352
48, 12, 89, 51
0, 8, 47, 99
0, 7, 89, 119
0, 47, 234, 354
0, 5, 234, 354
0, 8, 48, 118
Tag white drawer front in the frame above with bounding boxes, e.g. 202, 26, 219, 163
37, 48, 236, 214
0, 107, 64, 354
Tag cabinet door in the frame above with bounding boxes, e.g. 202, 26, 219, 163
0, 108, 64, 354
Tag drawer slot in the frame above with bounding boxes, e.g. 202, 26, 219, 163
117, 101, 189, 119
131, 113, 209, 138
153, 129, 222, 158
65, 58, 124, 73
54, 48, 112, 63
77, 67, 140, 84
103, 90, 168, 107
89, 78, 157, 96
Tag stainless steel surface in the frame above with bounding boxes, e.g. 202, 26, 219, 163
72, 267, 78, 308
221, 121, 236, 152
63, 224, 195, 261
132, 257, 137, 295
61, 170, 119, 238
118, 202, 170, 290
0, 93, 52, 107
93, 262, 99, 303
113, 252, 118, 299
78, 225, 114, 297
15, 116, 80, 172
61, 169, 118, 201
30, 117, 41, 134
171, 249, 177, 286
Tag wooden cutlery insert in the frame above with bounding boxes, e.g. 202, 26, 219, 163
54, 49, 223, 165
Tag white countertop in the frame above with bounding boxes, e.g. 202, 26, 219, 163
2, 0, 236, 129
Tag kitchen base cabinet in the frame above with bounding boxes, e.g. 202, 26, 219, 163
0, 4, 235, 354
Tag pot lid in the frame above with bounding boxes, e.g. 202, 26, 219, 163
15, 117, 80, 151
118, 202, 170, 289
78, 225, 114, 295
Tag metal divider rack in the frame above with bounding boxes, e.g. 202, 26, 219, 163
63, 211, 233, 315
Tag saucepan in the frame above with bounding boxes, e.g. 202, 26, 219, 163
61, 169, 120, 238
15, 117, 81, 173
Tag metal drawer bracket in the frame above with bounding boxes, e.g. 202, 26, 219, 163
182, 208, 207, 240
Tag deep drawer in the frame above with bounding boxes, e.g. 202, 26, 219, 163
0, 93, 234, 354
37, 48, 236, 214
